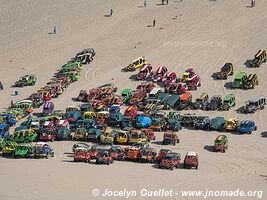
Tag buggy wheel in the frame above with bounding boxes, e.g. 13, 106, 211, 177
196, 165, 198, 170
107, 161, 110, 165
183, 164, 186, 169
254, 126, 257, 131
170, 167, 174, 170
24, 139, 30, 143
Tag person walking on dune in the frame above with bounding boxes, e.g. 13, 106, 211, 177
251, 0, 255, 7
54, 26, 57, 34
144, 0, 147, 7
110, 9, 113, 17
153, 19, 156, 27
10, 100, 14, 108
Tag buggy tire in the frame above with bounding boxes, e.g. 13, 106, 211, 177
196, 165, 198, 170
254, 126, 257, 131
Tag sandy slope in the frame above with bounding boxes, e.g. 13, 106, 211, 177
0, 0, 267, 200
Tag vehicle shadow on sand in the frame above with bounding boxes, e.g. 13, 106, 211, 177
61, 160, 96, 165
211, 73, 218, 80
204, 145, 214, 152
235, 106, 245, 114
151, 141, 163, 145
244, 59, 253, 67
129, 74, 138, 81
261, 132, 267, 138
151, 163, 184, 169
224, 82, 233, 90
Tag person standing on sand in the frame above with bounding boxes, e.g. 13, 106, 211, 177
54, 26, 57, 34
110, 9, 113, 17
10, 100, 14, 107
144, 0, 147, 7
153, 19, 156, 27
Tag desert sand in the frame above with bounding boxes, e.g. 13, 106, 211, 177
0, 0, 267, 200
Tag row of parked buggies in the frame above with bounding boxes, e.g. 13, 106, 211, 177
118, 51, 265, 112
71, 133, 228, 170
0, 141, 54, 159
72, 142, 200, 170
0, 48, 96, 132
0, 49, 96, 160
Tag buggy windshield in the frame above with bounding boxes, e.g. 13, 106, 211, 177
143, 151, 151, 156
240, 123, 249, 128
164, 155, 175, 160
159, 149, 169, 153
248, 101, 256, 106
